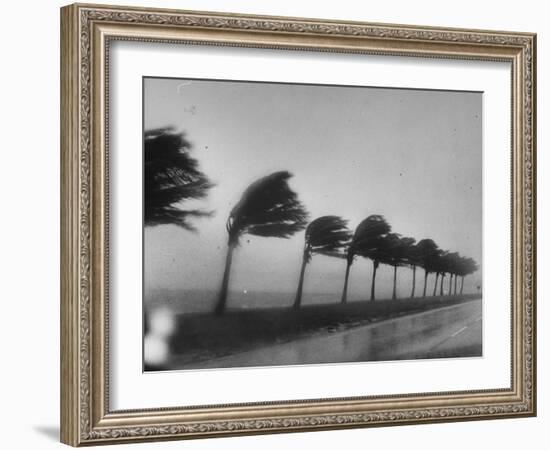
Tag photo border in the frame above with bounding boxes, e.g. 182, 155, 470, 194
60, 3, 536, 446
142, 74, 485, 373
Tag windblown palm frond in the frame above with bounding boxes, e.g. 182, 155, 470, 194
378, 234, 416, 267
304, 216, 352, 260
350, 215, 391, 259
453, 255, 476, 277
463, 257, 479, 276
227, 171, 309, 245
408, 240, 435, 269
399, 237, 418, 265
436, 251, 453, 274
446, 252, 461, 272
415, 239, 441, 273
144, 127, 214, 230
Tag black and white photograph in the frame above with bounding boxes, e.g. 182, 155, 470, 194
143, 77, 482, 372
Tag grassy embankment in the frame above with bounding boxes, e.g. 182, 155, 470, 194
163, 294, 480, 367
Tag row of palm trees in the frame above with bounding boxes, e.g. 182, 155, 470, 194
214, 170, 478, 314
293, 214, 479, 309
144, 128, 478, 316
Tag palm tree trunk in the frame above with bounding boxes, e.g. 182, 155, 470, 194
411, 265, 417, 298
216, 241, 236, 315
433, 272, 439, 296
422, 269, 428, 298
392, 266, 398, 299
370, 261, 379, 301
454, 274, 458, 295
293, 251, 308, 309
439, 274, 445, 296
341, 260, 352, 304
460, 276, 465, 294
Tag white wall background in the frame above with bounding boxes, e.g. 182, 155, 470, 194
0, 0, 545, 449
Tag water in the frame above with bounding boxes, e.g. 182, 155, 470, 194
145, 288, 370, 315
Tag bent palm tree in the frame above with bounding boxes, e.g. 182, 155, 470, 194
401, 237, 417, 298
433, 272, 440, 296
457, 257, 479, 294
216, 171, 309, 314
436, 251, 451, 296
379, 234, 415, 300
415, 239, 441, 298
407, 241, 423, 298
341, 215, 391, 303
446, 252, 461, 296
144, 127, 213, 230
294, 216, 351, 309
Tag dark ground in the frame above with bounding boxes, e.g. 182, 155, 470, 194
145, 294, 481, 371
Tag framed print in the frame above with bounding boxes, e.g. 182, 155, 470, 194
60, 3, 537, 446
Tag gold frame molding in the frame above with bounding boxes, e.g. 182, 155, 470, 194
60, 3, 537, 446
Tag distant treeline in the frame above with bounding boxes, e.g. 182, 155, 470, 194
145, 127, 479, 315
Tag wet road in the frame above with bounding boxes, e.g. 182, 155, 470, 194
187, 298, 482, 369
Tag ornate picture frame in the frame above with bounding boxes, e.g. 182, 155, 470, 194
60, 3, 536, 446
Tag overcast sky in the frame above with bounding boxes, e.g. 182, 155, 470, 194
144, 77, 482, 301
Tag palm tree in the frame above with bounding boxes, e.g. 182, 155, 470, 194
436, 251, 456, 296
443, 252, 460, 296
439, 271, 446, 295
415, 239, 441, 298
433, 271, 440, 296
437, 252, 448, 296
406, 240, 422, 298
294, 216, 351, 309
216, 171, 309, 315
379, 234, 416, 300
454, 273, 459, 295
457, 257, 479, 294
341, 215, 391, 302
144, 127, 213, 230
447, 252, 461, 296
